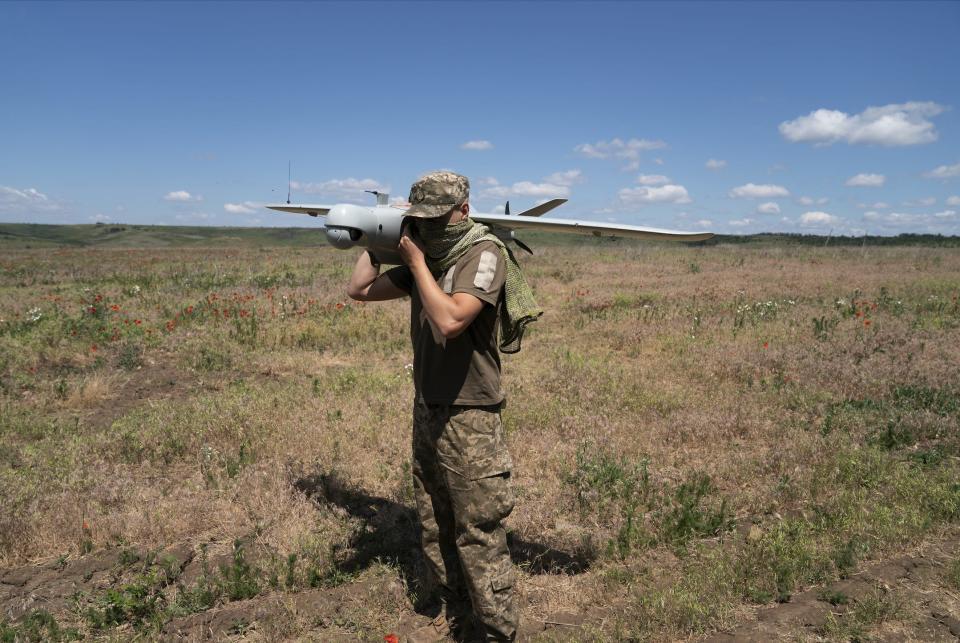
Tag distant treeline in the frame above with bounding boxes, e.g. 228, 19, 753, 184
1, 223, 959, 249
699, 232, 960, 247
0, 223, 327, 248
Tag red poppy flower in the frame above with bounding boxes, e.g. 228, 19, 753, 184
384, 635, 399, 643
110, 304, 120, 312
864, 319, 871, 326
763, 342, 769, 349
335, 302, 345, 310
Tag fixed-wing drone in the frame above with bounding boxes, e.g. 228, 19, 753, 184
266, 191, 713, 264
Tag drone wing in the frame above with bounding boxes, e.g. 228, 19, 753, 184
264, 204, 333, 218
472, 212, 714, 242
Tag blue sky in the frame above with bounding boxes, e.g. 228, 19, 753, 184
2, 1, 959, 235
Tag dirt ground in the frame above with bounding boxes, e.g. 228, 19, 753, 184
1, 522, 958, 640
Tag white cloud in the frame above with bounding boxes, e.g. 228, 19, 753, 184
695, 219, 713, 228
574, 137, 667, 170
857, 201, 889, 209
729, 218, 753, 227
925, 162, 960, 180
543, 169, 584, 186
845, 173, 886, 187
506, 182, 568, 197
636, 174, 670, 186
864, 211, 927, 225
798, 196, 829, 206
729, 183, 790, 199
705, 159, 727, 170
800, 211, 839, 227
756, 201, 781, 215
224, 201, 260, 215
0, 186, 61, 213
482, 180, 570, 199
947, 196, 960, 206
779, 101, 945, 146
290, 177, 387, 198
164, 190, 201, 202
903, 196, 936, 207
861, 209, 959, 230
90, 213, 110, 223
461, 140, 493, 151
481, 171, 582, 200
618, 184, 691, 205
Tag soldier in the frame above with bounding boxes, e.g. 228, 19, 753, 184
347, 171, 541, 641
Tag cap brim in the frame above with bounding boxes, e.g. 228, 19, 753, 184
403, 202, 456, 219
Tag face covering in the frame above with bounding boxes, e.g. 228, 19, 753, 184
414, 216, 476, 262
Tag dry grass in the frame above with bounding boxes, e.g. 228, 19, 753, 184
62, 372, 118, 409
1, 241, 959, 639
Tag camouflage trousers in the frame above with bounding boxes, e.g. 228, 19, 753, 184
412, 401, 518, 642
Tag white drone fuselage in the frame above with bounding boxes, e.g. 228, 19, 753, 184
265, 197, 713, 265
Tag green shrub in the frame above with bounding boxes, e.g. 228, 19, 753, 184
0, 610, 81, 642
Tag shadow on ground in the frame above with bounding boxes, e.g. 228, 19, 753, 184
293, 471, 593, 595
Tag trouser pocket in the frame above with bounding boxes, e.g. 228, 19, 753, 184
446, 469, 515, 528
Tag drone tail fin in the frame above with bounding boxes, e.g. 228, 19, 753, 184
516, 198, 567, 217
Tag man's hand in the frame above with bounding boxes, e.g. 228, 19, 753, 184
398, 227, 426, 268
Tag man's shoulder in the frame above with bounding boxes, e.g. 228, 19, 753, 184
458, 239, 503, 264
450, 239, 505, 300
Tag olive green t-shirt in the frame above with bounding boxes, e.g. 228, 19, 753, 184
385, 240, 507, 406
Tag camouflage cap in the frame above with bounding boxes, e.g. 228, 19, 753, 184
405, 171, 470, 219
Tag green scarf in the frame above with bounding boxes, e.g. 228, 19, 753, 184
417, 217, 541, 353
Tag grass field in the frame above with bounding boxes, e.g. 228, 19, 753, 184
1, 230, 959, 641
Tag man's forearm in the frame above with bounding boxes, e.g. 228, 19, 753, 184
410, 262, 476, 338
347, 251, 379, 298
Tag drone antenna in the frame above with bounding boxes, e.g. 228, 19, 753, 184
286, 161, 291, 204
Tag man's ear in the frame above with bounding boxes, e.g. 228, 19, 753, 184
461, 202, 470, 217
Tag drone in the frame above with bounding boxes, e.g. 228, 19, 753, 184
266, 190, 713, 265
